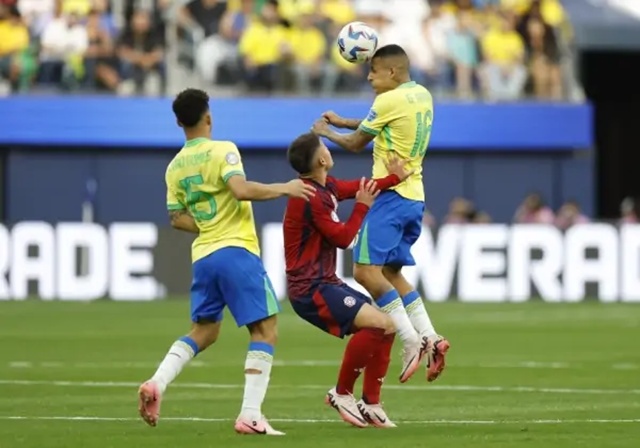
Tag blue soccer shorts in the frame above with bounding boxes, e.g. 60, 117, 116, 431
290, 283, 372, 338
190, 247, 281, 327
353, 191, 425, 267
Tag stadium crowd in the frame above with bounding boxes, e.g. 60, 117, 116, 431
425, 194, 640, 228
0, 0, 570, 99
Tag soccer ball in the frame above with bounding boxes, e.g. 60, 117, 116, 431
337, 21, 379, 64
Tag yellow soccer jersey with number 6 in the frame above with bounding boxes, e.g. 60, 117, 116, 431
359, 81, 433, 202
165, 137, 260, 263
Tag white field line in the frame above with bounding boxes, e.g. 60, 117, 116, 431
0, 416, 639, 425
6, 360, 640, 370
1, 379, 639, 395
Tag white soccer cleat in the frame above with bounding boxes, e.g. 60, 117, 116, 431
325, 387, 368, 428
234, 415, 285, 436
357, 400, 397, 428
398, 338, 427, 383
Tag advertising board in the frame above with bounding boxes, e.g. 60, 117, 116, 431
2, 222, 639, 302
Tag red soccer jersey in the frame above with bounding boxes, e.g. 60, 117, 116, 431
283, 174, 400, 299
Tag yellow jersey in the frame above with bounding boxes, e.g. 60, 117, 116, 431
359, 81, 433, 202
0, 20, 29, 55
481, 29, 525, 64
289, 26, 326, 64
165, 138, 260, 263
238, 22, 288, 66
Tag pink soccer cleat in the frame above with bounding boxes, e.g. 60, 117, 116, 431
138, 381, 162, 427
325, 388, 368, 428
234, 416, 285, 435
425, 335, 451, 382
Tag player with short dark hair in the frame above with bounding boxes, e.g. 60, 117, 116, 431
312, 45, 450, 384
138, 88, 315, 435
284, 132, 412, 428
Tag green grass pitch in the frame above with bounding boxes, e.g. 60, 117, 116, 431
0, 300, 639, 447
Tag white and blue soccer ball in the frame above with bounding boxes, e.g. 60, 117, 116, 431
337, 21, 379, 64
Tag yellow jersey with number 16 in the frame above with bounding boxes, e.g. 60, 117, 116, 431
165, 138, 260, 263
359, 81, 433, 202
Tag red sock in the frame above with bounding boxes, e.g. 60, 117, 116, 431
362, 332, 395, 404
336, 328, 384, 395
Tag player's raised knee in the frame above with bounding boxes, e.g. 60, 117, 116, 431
354, 303, 396, 334
380, 313, 396, 335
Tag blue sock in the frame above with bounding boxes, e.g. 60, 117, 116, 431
179, 336, 200, 357
375, 289, 417, 345
248, 341, 274, 356
402, 290, 421, 308
376, 289, 400, 308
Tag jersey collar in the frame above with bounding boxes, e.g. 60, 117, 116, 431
184, 137, 210, 147
398, 81, 417, 89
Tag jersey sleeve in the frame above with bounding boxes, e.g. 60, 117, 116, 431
310, 197, 369, 249
359, 94, 395, 136
166, 186, 185, 211
165, 171, 185, 211
220, 143, 246, 184
329, 175, 401, 201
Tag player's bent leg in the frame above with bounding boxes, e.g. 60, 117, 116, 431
139, 320, 221, 427
353, 264, 418, 345
352, 303, 395, 335
300, 284, 377, 428
139, 249, 226, 428
354, 264, 422, 383
383, 265, 451, 382
352, 193, 417, 345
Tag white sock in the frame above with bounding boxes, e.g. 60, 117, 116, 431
377, 291, 419, 347
150, 339, 196, 394
403, 292, 437, 338
240, 344, 274, 421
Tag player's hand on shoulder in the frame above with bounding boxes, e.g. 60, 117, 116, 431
284, 179, 316, 201
321, 110, 344, 127
355, 177, 380, 207
385, 154, 415, 182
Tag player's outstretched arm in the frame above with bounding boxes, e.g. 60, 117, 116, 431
169, 209, 199, 233
333, 155, 414, 200
322, 111, 361, 130
311, 119, 373, 153
227, 176, 315, 202
312, 179, 379, 249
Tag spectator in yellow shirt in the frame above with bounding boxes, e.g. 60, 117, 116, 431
288, 8, 328, 95
239, 0, 289, 92
481, 12, 527, 100
318, 0, 355, 37
0, 4, 30, 94
502, 0, 565, 27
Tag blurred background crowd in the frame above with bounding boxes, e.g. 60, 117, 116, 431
0, 0, 580, 100
424, 194, 640, 229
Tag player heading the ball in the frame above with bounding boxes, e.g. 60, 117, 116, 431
312, 44, 451, 384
